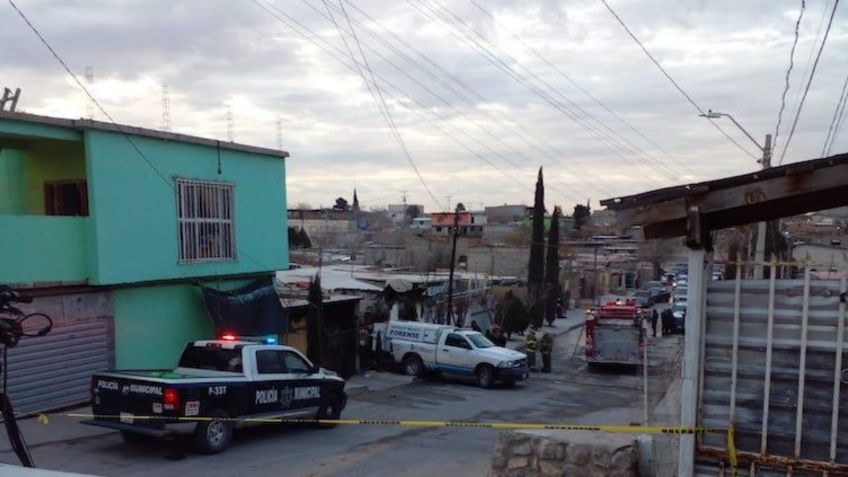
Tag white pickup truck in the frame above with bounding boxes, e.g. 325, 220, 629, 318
374, 322, 528, 388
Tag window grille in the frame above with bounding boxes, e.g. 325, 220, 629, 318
176, 178, 235, 263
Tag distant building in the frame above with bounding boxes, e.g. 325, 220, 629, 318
431, 211, 485, 237
387, 203, 424, 225
485, 204, 531, 224
287, 209, 355, 245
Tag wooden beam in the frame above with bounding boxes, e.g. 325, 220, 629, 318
615, 162, 848, 238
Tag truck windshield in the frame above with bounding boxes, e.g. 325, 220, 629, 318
466, 333, 494, 348
178, 345, 243, 373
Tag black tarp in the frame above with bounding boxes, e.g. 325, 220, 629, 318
201, 279, 287, 336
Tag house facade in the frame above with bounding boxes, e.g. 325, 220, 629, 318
0, 111, 287, 413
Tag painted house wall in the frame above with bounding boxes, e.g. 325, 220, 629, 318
0, 140, 86, 215
24, 140, 86, 215
112, 278, 254, 369
0, 148, 26, 214
0, 215, 89, 283
85, 129, 288, 285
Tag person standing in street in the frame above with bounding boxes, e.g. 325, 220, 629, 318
525, 330, 538, 371
540, 332, 553, 373
651, 309, 659, 337
661, 307, 673, 336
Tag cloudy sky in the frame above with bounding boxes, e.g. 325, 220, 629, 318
3, 0, 847, 212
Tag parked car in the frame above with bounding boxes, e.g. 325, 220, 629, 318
671, 303, 687, 334
649, 286, 671, 304
84, 337, 347, 453
633, 290, 652, 308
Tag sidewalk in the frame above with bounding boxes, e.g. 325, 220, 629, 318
0, 406, 110, 453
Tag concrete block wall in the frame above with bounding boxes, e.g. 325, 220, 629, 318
489, 430, 639, 477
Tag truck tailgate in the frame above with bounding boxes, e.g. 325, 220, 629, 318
592, 326, 641, 363
91, 374, 172, 420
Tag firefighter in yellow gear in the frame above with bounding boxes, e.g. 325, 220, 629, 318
525, 330, 538, 371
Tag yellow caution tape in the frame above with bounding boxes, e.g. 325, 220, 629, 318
61, 413, 726, 435
727, 425, 738, 475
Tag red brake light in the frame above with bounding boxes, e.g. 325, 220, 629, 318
163, 388, 181, 411
221, 333, 237, 341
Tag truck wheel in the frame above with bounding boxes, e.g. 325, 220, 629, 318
403, 355, 423, 377
315, 393, 343, 429
193, 409, 233, 454
476, 365, 495, 389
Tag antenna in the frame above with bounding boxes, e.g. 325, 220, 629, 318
226, 106, 234, 142
0, 87, 21, 112
84, 66, 94, 119
400, 190, 408, 206
276, 116, 283, 150
161, 84, 172, 132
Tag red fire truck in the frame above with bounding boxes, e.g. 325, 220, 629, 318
584, 300, 646, 366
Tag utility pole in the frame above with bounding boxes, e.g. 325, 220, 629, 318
446, 208, 460, 325
753, 134, 773, 279
593, 245, 600, 306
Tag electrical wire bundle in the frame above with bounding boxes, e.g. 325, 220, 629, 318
0, 285, 53, 468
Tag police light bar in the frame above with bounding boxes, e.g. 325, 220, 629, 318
217, 333, 278, 345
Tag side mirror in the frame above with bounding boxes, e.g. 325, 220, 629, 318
311, 364, 321, 374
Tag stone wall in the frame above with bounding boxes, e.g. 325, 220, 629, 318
489, 430, 639, 477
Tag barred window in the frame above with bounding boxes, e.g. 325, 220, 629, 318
176, 178, 235, 263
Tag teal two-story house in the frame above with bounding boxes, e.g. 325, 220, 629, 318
0, 111, 288, 413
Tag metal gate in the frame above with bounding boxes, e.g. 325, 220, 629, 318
5, 291, 113, 415
697, 263, 847, 475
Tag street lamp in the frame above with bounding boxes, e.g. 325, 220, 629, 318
699, 110, 773, 279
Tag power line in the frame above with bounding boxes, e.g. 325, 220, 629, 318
411, 0, 681, 182
7, 0, 274, 272
326, 0, 443, 210
773, 0, 805, 155
336, 0, 613, 195
466, 0, 696, 177
317, 0, 606, 199
304, 0, 597, 200
256, 0, 586, 204
778, 0, 841, 165
598, 0, 759, 160
823, 71, 848, 156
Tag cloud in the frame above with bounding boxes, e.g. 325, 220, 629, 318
1, 0, 846, 212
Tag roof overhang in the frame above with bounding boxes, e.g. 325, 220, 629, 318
0, 110, 288, 159
600, 152, 848, 241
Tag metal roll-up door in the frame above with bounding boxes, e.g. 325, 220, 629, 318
4, 291, 113, 415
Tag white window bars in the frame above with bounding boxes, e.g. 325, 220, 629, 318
176, 178, 235, 263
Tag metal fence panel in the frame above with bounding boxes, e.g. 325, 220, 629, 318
698, 272, 847, 474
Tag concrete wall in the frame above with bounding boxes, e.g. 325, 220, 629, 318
466, 246, 529, 277
85, 129, 288, 285
490, 430, 639, 476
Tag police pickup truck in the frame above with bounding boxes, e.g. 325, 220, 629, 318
83, 336, 346, 454
374, 322, 528, 388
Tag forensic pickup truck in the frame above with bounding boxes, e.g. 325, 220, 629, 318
374, 321, 528, 388
83, 336, 346, 454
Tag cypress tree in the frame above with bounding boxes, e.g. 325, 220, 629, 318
306, 276, 324, 366
527, 167, 545, 328
545, 206, 561, 325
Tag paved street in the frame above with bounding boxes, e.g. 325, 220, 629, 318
1, 323, 682, 477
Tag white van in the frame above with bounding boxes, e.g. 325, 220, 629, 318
373, 321, 528, 388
